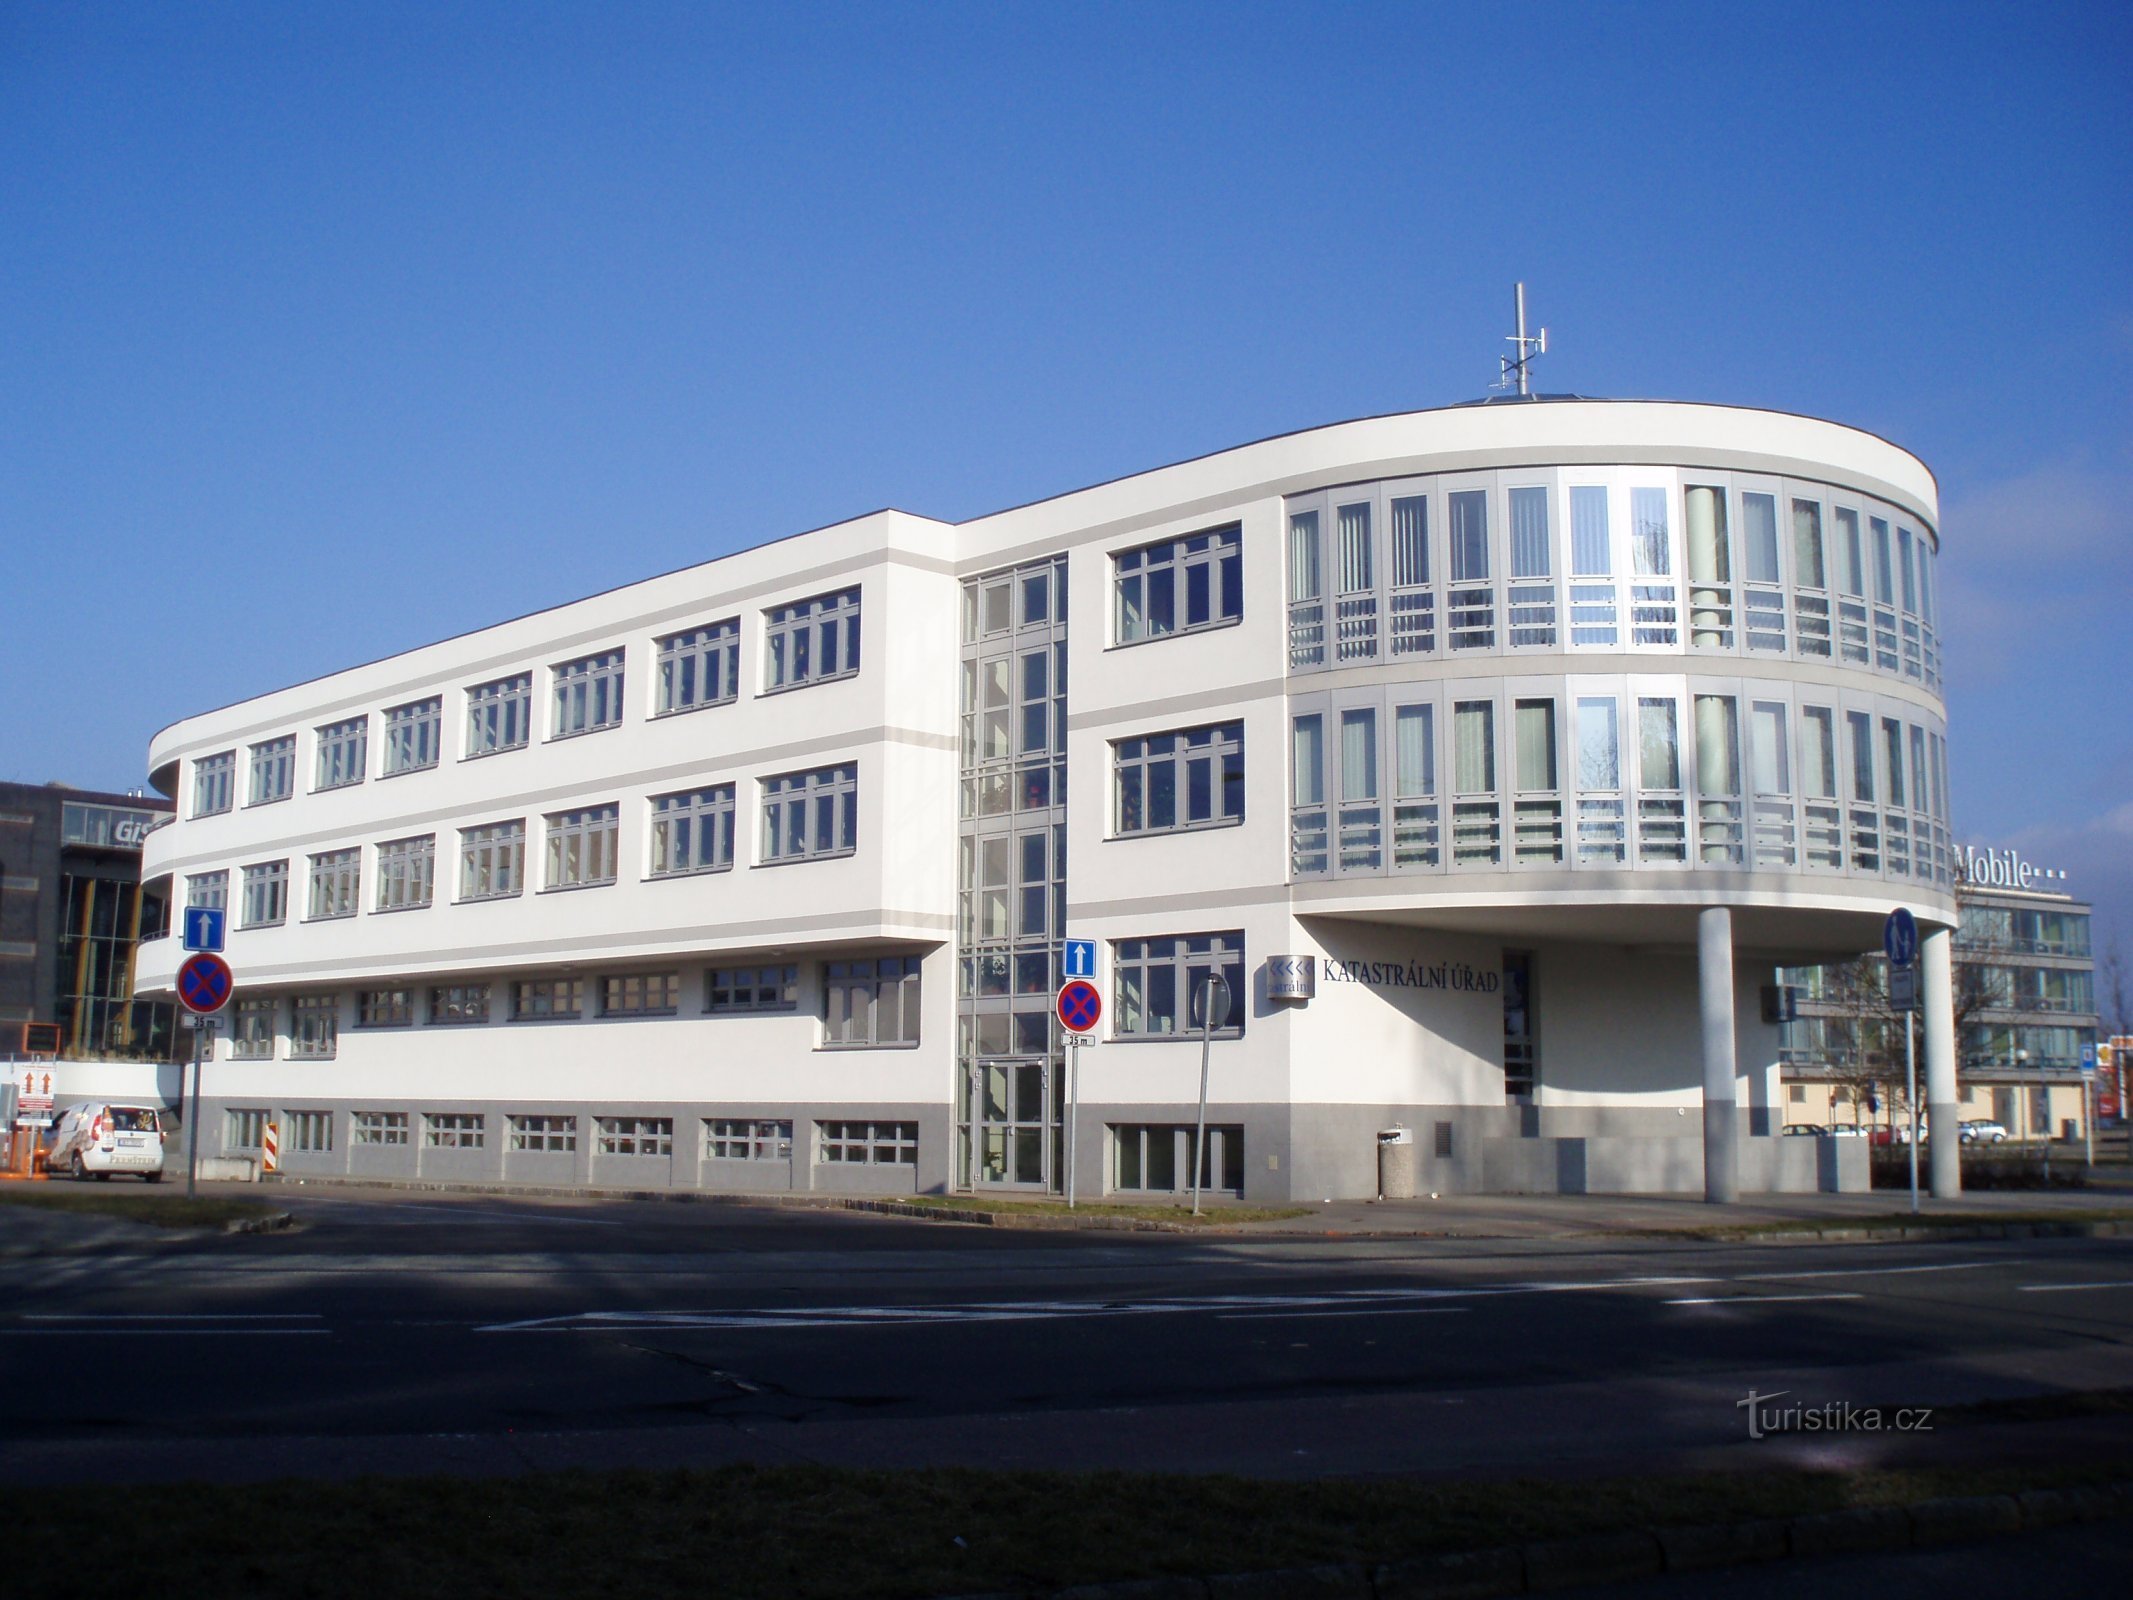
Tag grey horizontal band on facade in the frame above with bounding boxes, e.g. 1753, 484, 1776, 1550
1065, 882, 1295, 921
1067, 676, 1289, 734
0, 875, 38, 892
0, 942, 36, 959
964, 446, 1936, 580
148, 910, 955, 988
150, 545, 959, 765
149, 723, 956, 876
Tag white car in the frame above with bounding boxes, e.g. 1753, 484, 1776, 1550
45, 1103, 167, 1182
1959, 1119, 2010, 1145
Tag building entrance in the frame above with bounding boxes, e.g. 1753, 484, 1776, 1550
965, 1056, 1062, 1191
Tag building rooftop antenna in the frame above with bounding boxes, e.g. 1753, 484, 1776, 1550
1495, 281, 1548, 398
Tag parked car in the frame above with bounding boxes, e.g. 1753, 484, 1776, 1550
1782, 1123, 1824, 1137
1959, 1119, 2010, 1145
44, 1103, 166, 1182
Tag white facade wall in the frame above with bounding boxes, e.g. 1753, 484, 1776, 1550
140, 402, 1950, 1199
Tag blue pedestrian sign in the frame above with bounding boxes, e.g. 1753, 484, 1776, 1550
1883, 907, 1918, 969
181, 906, 226, 953
1063, 938, 1097, 981
2082, 1042, 2099, 1077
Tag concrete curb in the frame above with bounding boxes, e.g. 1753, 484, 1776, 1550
933, 1480, 2133, 1600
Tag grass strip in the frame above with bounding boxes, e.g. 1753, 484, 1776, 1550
893, 1194, 1314, 1224
4, 1458, 2126, 1599
1656, 1207, 2133, 1239
0, 1186, 279, 1229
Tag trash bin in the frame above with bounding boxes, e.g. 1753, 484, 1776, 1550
1377, 1125, 1418, 1199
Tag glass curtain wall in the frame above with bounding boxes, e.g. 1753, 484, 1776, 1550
957, 557, 1069, 1191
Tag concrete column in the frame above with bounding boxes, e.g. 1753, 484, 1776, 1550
1922, 925, 1960, 1198
1699, 907, 1738, 1204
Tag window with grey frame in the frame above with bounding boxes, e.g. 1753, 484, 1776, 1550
232, 997, 275, 1059
649, 785, 734, 877
764, 587, 860, 691
357, 988, 413, 1027
192, 751, 235, 817
374, 834, 435, 911
314, 717, 367, 790
458, 820, 525, 900
1447, 490, 1495, 650
544, 804, 619, 889
239, 860, 288, 928
1574, 697, 1625, 864
656, 619, 740, 715
1568, 487, 1617, 647
706, 964, 799, 1013
465, 673, 532, 756
430, 984, 490, 1025
760, 765, 856, 863
1451, 700, 1499, 866
823, 955, 921, 1047
382, 697, 441, 775
513, 977, 583, 1019
1629, 487, 1680, 646
307, 850, 359, 920
706, 1119, 792, 1161
290, 994, 337, 1059
1738, 491, 1788, 653
1113, 722, 1243, 836
186, 870, 228, 910
1113, 524, 1241, 645
249, 736, 295, 805
1506, 487, 1556, 648
552, 651, 624, 738
601, 972, 678, 1016
1112, 932, 1245, 1039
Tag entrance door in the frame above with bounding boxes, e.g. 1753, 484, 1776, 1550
969, 1057, 1058, 1190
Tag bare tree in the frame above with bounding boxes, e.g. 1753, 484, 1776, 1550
1797, 951, 2006, 1132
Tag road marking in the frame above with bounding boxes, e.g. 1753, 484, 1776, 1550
0, 1328, 332, 1337
1664, 1293, 1864, 1306
23, 1312, 323, 1321
1738, 1261, 1996, 1283
305, 1201, 623, 1227
2017, 1281, 2133, 1293
1215, 1306, 1472, 1321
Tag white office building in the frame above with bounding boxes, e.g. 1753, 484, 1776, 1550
138, 398, 1963, 1200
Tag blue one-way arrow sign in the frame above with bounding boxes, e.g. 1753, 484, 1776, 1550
182, 906, 226, 953
1063, 938, 1096, 980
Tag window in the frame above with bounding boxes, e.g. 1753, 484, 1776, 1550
649, 786, 735, 877
656, 621, 740, 714
1506, 486, 1556, 648
249, 736, 295, 805
512, 978, 583, 1020
1114, 524, 1242, 645
1114, 1124, 1244, 1194
1512, 699, 1561, 864
192, 752, 235, 817
291, 994, 338, 1058
239, 861, 288, 928
707, 964, 799, 1013
761, 764, 857, 862
375, 835, 435, 911
1447, 490, 1494, 650
426, 1113, 485, 1149
186, 871, 228, 911
307, 849, 360, 920
232, 998, 275, 1059
597, 1117, 672, 1156
314, 717, 367, 790
1575, 697, 1625, 865
545, 804, 619, 889
459, 821, 525, 900
1113, 933, 1245, 1039
1290, 713, 1327, 875
706, 1119, 793, 1161
382, 698, 442, 775
552, 650, 625, 737
1389, 495, 1433, 656
509, 1115, 576, 1153
1288, 509, 1325, 668
818, 1120, 917, 1165
823, 956, 921, 1047
601, 972, 679, 1016
289, 1111, 334, 1153
1452, 700, 1500, 866
765, 588, 861, 690
466, 674, 532, 756
1694, 694, 1744, 865
430, 984, 490, 1025
356, 988, 413, 1027
1568, 486, 1616, 647
1393, 702, 1439, 870
1113, 723, 1244, 835
225, 1108, 267, 1149
1337, 707, 1381, 872
354, 1112, 409, 1146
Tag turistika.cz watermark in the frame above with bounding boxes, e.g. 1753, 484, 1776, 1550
1737, 1389, 1935, 1440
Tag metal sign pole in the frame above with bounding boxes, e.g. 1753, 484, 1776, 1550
185, 1022, 203, 1199
1066, 1043, 1080, 1210
1191, 990, 1212, 1218
2084, 1075, 2094, 1169
1905, 1009, 1919, 1214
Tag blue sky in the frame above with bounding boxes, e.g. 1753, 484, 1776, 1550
4, 2, 2129, 972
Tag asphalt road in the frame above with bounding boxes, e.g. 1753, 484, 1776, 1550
4, 1189, 2131, 1484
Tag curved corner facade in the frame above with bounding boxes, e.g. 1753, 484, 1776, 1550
137, 400, 1952, 1200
